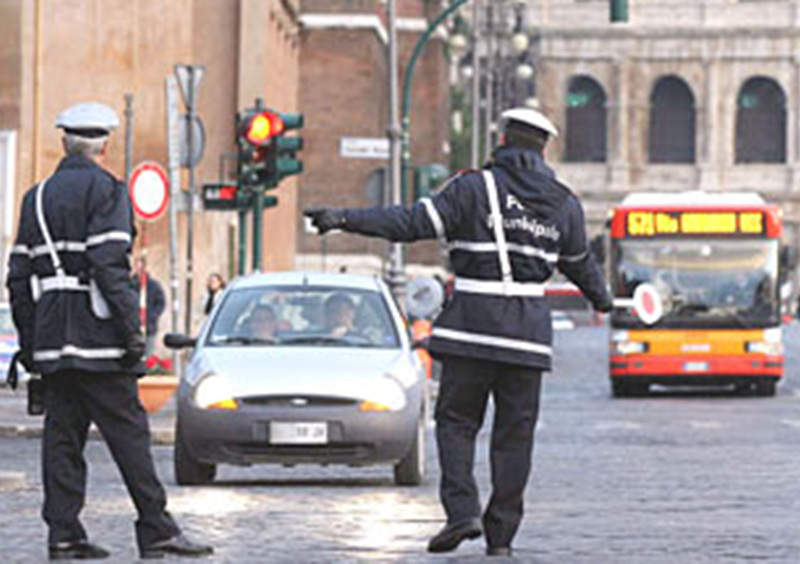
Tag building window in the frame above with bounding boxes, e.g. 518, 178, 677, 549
564, 75, 607, 163
735, 77, 786, 164
648, 76, 696, 164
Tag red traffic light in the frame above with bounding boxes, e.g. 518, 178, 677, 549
244, 111, 285, 146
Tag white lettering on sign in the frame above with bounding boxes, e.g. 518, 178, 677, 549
340, 137, 390, 160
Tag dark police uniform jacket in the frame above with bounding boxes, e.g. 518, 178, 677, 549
6, 154, 145, 375
342, 146, 610, 371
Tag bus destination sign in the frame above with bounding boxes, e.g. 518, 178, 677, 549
626, 210, 765, 237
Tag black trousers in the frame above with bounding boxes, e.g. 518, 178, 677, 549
42, 371, 180, 548
434, 355, 543, 548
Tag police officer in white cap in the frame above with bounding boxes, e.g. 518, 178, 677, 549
7, 103, 212, 560
306, 107, 612, 557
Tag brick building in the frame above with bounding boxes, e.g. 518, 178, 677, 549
296, 0, 451, 275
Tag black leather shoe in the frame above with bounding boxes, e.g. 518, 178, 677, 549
139, 534, 213, 559
427, 518, 483, 553
49, 540, 110, 560
487, 546, 513, 557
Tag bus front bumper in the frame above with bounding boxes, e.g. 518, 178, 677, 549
609, 354, 783, 383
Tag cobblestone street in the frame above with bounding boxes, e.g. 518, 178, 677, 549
2, 323, 800, 563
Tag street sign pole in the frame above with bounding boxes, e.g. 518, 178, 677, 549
184, 68, 196, 334
165, 76, 182, 377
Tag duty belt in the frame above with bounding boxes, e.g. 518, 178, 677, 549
454, 277, 545, 297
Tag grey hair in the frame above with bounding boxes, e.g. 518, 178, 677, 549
62, 133, 107, 157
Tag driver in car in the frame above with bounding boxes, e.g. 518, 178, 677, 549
243, 304, 280, 340
324, 294, 357, 338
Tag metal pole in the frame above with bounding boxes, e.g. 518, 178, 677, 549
252, 190, 264, 271
471, 0, 482, 168
484, 2, 494, 162
165, 76, 182, 376
124, 93, 133, 186
400, 0, 471, 206
184, 68, 196, 335
238, 209, 247, 275
387, 0, 406, 307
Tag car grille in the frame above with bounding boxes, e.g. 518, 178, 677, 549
225, 443, 375, 462
239, 395, 358, 408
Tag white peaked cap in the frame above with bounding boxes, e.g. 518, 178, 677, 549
500, 108, 558, 138
55, 102, 120, 132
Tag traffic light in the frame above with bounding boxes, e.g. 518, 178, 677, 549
265, 112, 304, 189
237, 108, 285, 193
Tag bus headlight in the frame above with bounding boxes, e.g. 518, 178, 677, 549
745, 341, 783, 356
611, 341, 649, 355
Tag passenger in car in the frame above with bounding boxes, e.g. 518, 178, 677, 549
324, 293, 357, 338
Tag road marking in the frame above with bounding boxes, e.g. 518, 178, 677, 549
780, 419, 800, 428
687, 420, 724, 430
592, 421, 643, 431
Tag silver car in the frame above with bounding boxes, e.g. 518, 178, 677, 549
166, 272, 429, 486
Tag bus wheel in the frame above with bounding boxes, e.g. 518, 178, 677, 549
754, 380, 776, 397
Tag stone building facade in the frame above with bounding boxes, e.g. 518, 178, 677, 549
524, 0, 800, 247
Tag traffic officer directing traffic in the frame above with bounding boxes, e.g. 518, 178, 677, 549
305, 107, 612, 557
6, 103, 213, 560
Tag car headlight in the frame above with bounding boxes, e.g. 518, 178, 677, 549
358, 375, 408, 412
745, 341, 783, 356
611, 341, 649, 355
193, 372, 239, 410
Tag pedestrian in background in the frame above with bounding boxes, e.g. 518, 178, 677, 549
306, 107, 612, 557
204, 272, 226, 316
133, 256, 166, 356
6, 102, 212, 560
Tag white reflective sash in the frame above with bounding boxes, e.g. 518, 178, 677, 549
40, 275, 90, 293
420, 198, 445, 239
33, 344, 126, 362
450, 240, 559, 263
454, 277, 545, 297
483, 171, 513, 291
432, 327, 552, 356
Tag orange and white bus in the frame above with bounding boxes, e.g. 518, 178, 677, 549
607, 192, 785, 397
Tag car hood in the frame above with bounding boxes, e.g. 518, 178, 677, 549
189, 346, 420, 402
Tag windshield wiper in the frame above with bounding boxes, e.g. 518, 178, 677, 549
213, 335, 277, 346
673, 302, 709, 316
279, 336, 375, 347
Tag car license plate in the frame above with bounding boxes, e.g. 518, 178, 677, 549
684, 362, 709, 373
269, 422, 328, 445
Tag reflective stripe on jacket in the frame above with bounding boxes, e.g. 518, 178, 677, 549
342, 146, 609, 370
6, 154, 144, 375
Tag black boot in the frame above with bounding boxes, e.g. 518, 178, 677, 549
427, 517, 483, 553
139, 534, 213, 559
49, 540, 110, 560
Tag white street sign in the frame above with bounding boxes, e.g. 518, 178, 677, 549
340, 137, 390, 160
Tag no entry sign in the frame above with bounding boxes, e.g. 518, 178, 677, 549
129, 162, 169, 221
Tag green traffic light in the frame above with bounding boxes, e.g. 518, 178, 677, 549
280, 112, 304, 130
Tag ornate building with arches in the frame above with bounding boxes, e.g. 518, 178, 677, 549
526, 0, 800, 245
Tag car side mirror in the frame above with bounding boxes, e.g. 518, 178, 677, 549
163, 333, 197, 350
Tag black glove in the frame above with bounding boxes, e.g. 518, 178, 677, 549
122, 332, 146, 368
594, 293, 614, 314
304, 208, 347, 235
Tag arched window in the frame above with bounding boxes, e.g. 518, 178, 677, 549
565, 76, 607, 163
648, 76, 696, 163
735, 77, 786, 163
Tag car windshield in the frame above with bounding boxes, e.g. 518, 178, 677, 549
0, 307, 15, 335
611, 238, 780, 329
206, 286, 400, 348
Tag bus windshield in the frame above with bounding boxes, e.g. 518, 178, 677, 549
611, 238, 780, 329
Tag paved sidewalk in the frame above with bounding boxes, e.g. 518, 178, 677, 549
0, 382, 176, 445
